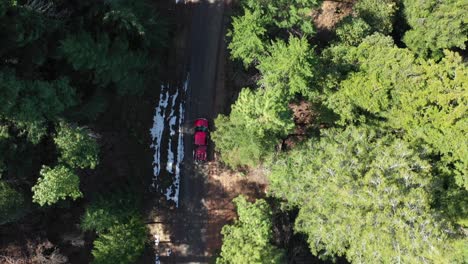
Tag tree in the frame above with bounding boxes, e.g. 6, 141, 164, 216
81, 192, 139, 233
403, 0, 468, 59
54, 122, 99, 169
32, 165, 82, 206
241, 0, 320, 36
0, 70, 77, 143
354, 0, 398, 35
212, 88, 294, 168
228, 0, 321, 67
60, 32, 150, 95
217, 196, 284, 264
335, 17, 371, 46
268, 126, 459, 263
227, 9, 267, 67
327, 34, 468, 189
0, 180, 26, 224
257, 36, 316, 99
91, 216, 147, 264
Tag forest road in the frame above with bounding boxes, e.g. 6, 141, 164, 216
167, 0, 226, 262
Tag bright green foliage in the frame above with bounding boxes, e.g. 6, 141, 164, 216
32, 165, 83, 206
212, 115, 271, 168
354, 0, 398, 35
269, 127, 455, 263
335, 17, 371, 46
217, 196, 284, 264
231, 88, 294, 139
54, 122, 99, 169
60, 32, 150, 95
91, 216, 147, 264
227, 9, 267, 67
403, 0, 468, 59
228, 0, 320, 67
257, 37, 315, 99
0, 70, 77, 143
212, 88, 294, 168
81, 193, 139, 233
0, 180, 26, 224
328, 34, 468, 189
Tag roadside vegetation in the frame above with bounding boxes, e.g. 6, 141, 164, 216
215, 0, 467, 263
0, 0, 166, 262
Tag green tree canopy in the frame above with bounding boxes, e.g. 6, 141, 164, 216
403, 0, 468, 59
217, 196, 284, 264
91, 216, 147, 264
328, 34, 468, 189
227, 9, 267, 67
335, 17, 371, 46
257, 36, 316, 99
269, 126, 459, 263
354, 0, 398, 35
212, 88, 294, 168
60, 32, 151, 95
81, 192, 139, 233
228, 0, 320, 67
54, 122, 99, 170
32, 165, 83, 206
0, 70, 77, 143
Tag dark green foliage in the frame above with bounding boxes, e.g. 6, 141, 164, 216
32, 165, 83, 206
91, 216, 147, 264
403, 0, 468, 59
60, 32, 150, 95
81, 192, 139, 233
217, 196, 284, 264
0, 180, 26, 224
0, 70, 77, 143
54, 121, 99, 169
269, 126, 458, 263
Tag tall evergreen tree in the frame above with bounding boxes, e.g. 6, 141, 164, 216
328, 34, 468, 189
217, 196, 284, 264
269, 126, 459, 263
403, 0, 468, 59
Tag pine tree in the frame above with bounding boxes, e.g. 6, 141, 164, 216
91, 216, 147, 264
257, 36, 316, 99
327, 34, 468, 189
217, 196, 284, 264
269, 126, 458, 263
403, 0, 468, 59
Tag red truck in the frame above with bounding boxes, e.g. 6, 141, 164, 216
194, 118, 209, 162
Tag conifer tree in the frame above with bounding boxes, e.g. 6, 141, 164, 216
217, 196, 284, 264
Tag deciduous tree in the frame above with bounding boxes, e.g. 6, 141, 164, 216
32, 165, 82, 206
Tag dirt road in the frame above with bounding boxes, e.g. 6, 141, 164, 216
149, 1, 228, 263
